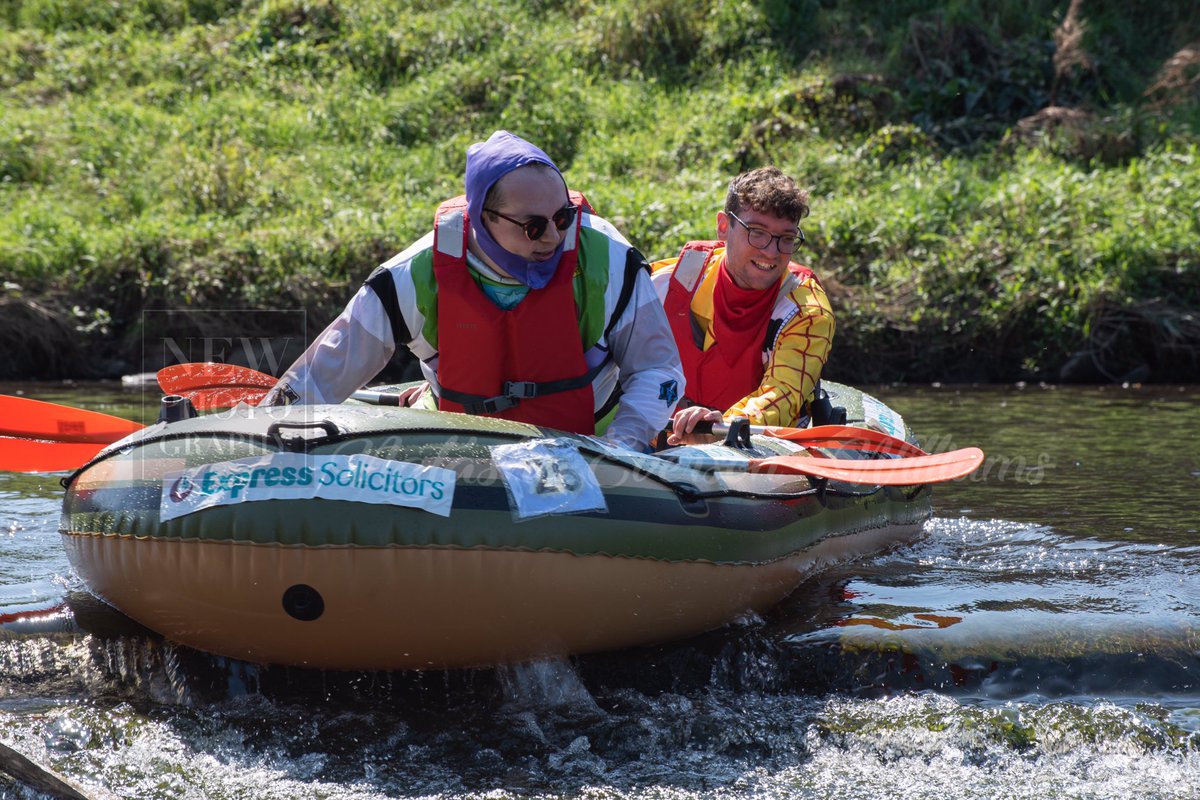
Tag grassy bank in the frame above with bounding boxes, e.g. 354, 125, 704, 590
1, 0, 1198, 382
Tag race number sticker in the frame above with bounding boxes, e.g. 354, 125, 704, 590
861, 394, 905, 438
491, 439, 607, 521
160, 453, 456, 521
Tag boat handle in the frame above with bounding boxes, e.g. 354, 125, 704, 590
267, 420, 340, 452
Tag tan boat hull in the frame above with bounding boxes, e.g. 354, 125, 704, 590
63, 522, 919, 670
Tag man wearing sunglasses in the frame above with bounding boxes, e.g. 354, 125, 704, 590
650, 167, 835, 445
263, 130, 682, 450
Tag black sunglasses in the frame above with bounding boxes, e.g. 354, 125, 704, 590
484, 203, 578, 241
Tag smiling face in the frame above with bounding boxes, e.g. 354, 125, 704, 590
481, 165, 570, 263
717, 207, 800, 292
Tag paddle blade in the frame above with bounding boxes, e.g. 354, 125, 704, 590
0, 437, 109, 472
761, 424, 929, 457
750, 447, 985, 486
185, 386, 271, 410
157, 363, 278, 409
0, 395, 143, 444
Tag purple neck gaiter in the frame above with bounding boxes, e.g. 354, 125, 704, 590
465, 130, 567, 290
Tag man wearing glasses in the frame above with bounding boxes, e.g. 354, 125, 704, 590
651, 167, 835, 445
263, 130, 682, 450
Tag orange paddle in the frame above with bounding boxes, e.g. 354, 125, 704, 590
0, 394, 143, 444
748, 447, 985, 485
0, 394, 144, 472
155, 363, 277, 410
709, 422, 930, 457
0, 437, 113, 473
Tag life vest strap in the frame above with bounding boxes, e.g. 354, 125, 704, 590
439, 359, 609, 415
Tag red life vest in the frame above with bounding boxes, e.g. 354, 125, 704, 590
432, 193, 597, 434
663, 241, 814, 412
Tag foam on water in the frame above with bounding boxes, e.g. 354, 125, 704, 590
3, 676, 1198, 799
2, 384, 1199, 798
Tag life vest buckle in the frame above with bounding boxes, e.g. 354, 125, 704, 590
503, 381, 539, 400
474, 381, 537, 413
478, 395, 518, 414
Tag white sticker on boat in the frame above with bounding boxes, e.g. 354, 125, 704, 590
578, 435, 667, 471
491, 439, 607, 521
660, 444, 755, 471
861, 394, 905, 438
159, 453, 456, 522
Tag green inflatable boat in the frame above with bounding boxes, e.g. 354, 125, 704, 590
60, 381, 933, 670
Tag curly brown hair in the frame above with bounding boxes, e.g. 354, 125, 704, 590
724, 167, 810, 222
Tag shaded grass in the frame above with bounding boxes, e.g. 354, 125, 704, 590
0, 0, 1197, 380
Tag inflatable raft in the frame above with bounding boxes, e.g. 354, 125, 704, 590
60, 382, 932, 670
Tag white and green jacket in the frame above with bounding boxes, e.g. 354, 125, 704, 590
268, 210, 683, 450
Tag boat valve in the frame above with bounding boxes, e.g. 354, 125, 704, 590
282, 584, 325, 621
158, 394, 198, 424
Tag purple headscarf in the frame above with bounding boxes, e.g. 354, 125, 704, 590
465, 130, 568, 290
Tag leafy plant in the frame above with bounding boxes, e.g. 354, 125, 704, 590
0, 0, 1196, 380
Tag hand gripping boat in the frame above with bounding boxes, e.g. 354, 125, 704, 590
58, 382, 935, 671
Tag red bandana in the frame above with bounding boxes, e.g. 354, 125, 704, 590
710, 259, 778, 365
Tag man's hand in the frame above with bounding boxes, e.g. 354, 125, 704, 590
665, 406, 724, 446
393, 381, 429, 407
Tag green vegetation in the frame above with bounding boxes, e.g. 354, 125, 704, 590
1, 0, 1197, 381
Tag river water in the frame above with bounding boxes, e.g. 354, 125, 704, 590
1, 383, 1198, 799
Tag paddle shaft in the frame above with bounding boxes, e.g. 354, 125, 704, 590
687, 419, 928, 457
